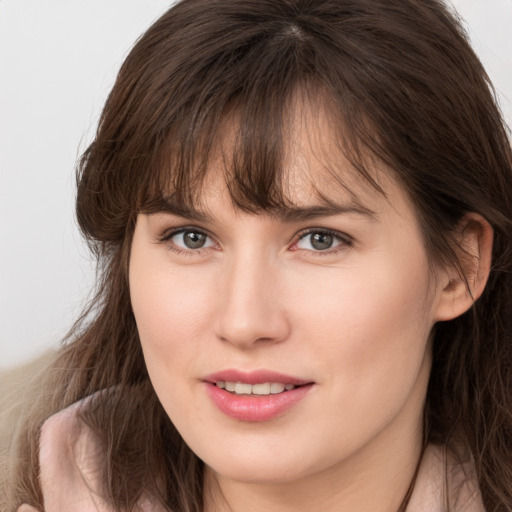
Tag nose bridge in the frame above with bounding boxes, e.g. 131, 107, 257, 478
214, 247, 289, 348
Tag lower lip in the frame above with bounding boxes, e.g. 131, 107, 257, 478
205, 383, 313, 422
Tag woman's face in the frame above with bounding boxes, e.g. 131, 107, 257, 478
129, 108, 449, 490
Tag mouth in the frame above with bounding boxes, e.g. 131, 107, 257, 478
204, 369, 312, 390
203, 370, 314, 421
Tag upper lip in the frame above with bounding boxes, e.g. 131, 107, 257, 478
203, 369, 313, 386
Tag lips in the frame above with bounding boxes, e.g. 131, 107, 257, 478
204, 369, 311, 386
203, 369, 314, 422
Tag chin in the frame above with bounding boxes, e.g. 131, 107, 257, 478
197, 438, 326, 486
208, 459, 309, 485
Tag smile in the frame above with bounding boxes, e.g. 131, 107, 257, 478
204, 370, 314, 422
216, 381, 296, 395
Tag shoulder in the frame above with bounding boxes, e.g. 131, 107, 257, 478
39, 392, 166, 512
38, 394, 110, 511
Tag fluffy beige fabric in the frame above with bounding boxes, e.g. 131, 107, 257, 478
0, 350, 57, 511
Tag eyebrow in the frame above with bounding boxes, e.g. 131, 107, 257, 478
149, 196, 377, 223
148, 198, 215, 222
272, 203, 377, 222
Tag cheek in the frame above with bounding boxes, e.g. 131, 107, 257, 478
130, 263, 215, 358
291, 244, 435, 401
129, 259, 217, 427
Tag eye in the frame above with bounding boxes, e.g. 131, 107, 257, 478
161, 228, 216, 253
294, 229, 352, 253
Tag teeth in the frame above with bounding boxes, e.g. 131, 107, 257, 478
252, 383, 271, 395
270, 383, 285, 393
234, 382, 252, 394
216, 381, 296, 395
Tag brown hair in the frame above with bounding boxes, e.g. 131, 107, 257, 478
5, 0, 512, 511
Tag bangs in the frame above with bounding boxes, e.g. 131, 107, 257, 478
139, 80, 383, 218
127, 13, 385, 218
80, 0, 465, 249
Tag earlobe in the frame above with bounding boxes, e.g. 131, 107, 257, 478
434, 213, 493, 322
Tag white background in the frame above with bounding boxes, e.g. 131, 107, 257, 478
1, 0, 511, 370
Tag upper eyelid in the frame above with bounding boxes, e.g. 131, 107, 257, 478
294, 227, 354, 249
159, 225, 214, 241
296, 227, 351, 240
151, 209, 356, 234
159, 225, 350, 240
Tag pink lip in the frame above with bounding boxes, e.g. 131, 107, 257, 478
203, 369, 314, 422
204, 369, 311, 386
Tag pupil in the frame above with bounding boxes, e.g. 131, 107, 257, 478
184, 232, 206, 249
311, 233, 333, 250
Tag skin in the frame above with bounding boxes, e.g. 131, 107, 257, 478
18, 102, 492, 512
127, 103, 489, 512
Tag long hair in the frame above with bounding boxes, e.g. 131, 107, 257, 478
5, 0, 512, 511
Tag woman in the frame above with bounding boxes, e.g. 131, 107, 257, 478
5, 0, 512, 510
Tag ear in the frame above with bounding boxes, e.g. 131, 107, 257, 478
434, 213, 493, 322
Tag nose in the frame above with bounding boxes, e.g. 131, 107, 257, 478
213, 253, 291, 349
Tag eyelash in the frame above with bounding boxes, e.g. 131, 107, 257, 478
158, 226, 353, 257
158, 227, 215, 258
294, 228, 353, 256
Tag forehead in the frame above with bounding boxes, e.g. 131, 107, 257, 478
158, 144, 403, 230
203, 99, 391, 213
147, 91, 404, 222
